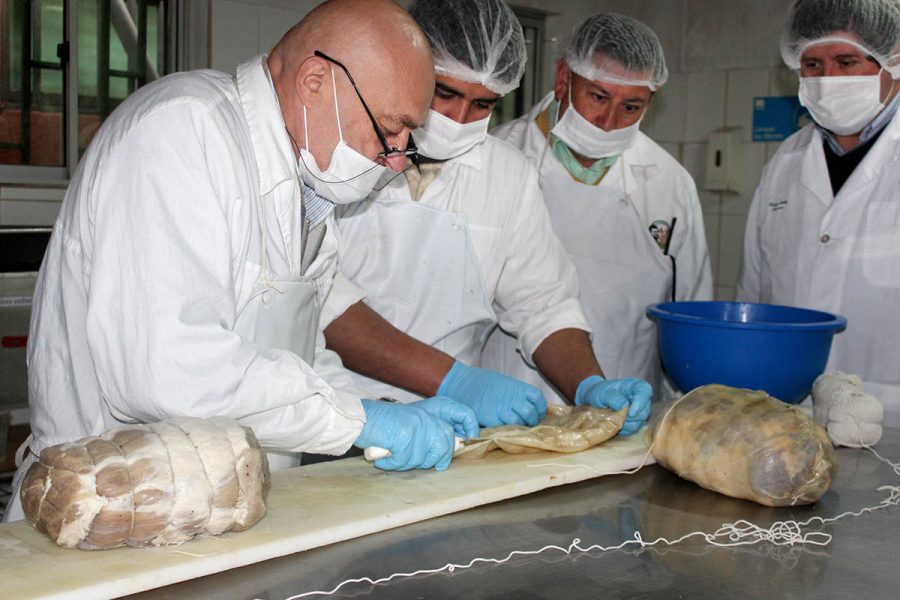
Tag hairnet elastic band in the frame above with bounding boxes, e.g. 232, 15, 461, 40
567, 59, 663, 91
785, 35, 900, 77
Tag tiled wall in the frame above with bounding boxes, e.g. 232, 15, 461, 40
3, 0, 801, 303
209, 0, 322, 73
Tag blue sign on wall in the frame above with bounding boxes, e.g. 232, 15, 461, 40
752, 96, 811, 142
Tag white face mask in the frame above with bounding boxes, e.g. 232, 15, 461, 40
550, 82, 641, 159
412, 109, 490, 160
798, 75, 886, 136
298, 67, 387, 205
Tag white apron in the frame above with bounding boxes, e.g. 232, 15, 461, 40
233, 277, 320, 472
236, 180, 324, 470
338, 198, 495, 403
483, 157, 673, 403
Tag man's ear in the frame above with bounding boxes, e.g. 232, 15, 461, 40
295, 55, 328, 106
554, 59, 570, 102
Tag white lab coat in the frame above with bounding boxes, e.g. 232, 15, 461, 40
323, 135, 591, 401
483, 92, 713, 403
13, 56, 368, 501
737, 111, 900, 427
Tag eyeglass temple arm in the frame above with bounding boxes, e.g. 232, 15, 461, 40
313, 50, 394, 152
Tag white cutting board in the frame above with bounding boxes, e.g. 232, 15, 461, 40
0, 433, 652, 600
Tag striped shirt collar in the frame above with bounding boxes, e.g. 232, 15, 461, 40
300, 183, 333, 230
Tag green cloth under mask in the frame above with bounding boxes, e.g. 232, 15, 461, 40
549, 99, 618, 185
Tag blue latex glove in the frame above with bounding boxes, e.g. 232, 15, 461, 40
437, 361, 547, 427
412, 396, 480, 440
354, 399, 457, 471
575, 375, 652, 436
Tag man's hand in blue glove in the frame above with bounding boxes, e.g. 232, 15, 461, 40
412, 396, 480, 440
354, 398, 460, 471
575, 375, 652, 436
437, 361, 547, 427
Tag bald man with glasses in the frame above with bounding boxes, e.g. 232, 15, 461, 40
4, 0, 481, 524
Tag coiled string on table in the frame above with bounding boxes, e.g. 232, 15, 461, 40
275, 402, 900, 600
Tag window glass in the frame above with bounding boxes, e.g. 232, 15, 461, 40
0, 0, 172, 168
1, 0, 65, 166
78, 0, 169, 157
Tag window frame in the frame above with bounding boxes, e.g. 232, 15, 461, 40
489, 6, 549, 128
0, 0, 201, 185
512, 7, 546, 117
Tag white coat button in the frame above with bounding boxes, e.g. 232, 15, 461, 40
820, 234, 830, 243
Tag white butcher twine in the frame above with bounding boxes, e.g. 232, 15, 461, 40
813, 372, 884, 448
274, 393, 900, 600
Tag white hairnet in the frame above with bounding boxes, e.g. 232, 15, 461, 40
408, 0, 527, 95
780, 0, 900, 77
562, 13, 668, 91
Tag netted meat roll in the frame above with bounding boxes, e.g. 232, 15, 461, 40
147, 421, 212, 545
80, 438, 134, 550
104, 426, 175, 546
166, 418, 239, 536
20, 417, 270, 550
209, 417, 269, 531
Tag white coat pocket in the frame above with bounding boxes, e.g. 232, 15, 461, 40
862, 202, 900, 287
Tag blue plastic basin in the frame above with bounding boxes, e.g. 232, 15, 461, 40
646, 301, 847, 404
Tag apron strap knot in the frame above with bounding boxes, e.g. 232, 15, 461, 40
260, 280, 286, 304
15, 433, 35, 468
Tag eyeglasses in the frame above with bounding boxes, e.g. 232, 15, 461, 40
314, 50, 417, 161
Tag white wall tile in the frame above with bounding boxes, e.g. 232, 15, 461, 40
682, 0, 793, 71
0, 200, 61, 225
643, 71, 685, 143
726, 68, 769, 140
258, 7, 306, 54
208, 0, 357, 71
684, 70, 726, 143
721, 140, 766, 216
769, 64, 799, 97
600, 0, 684, 72
700, 190, 722, 219
718, 190, 747, 218
657, 142, 681, 163
717, 214, 748, 287
211, 0, 260, 74
680, 141, 707, 186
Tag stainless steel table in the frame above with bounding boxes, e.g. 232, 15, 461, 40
129, 427, 899, 599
